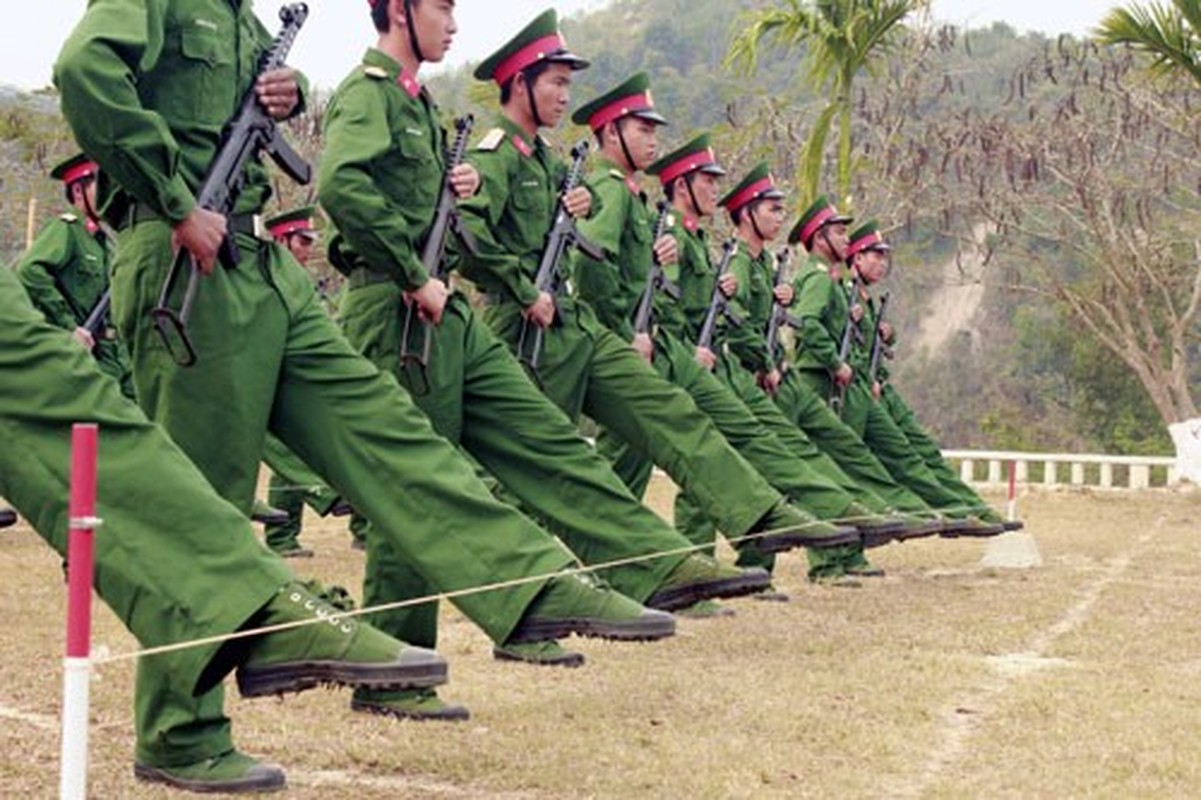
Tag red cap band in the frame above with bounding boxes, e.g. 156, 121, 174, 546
657, 148, 718, 186
270, 219, 314, 239
722, 177, 775, 213
588, 92, 652, 131
493, 34, 565, 86
846, 231, 886, 258
60, 160, 99, 185
799, 206, 836, 246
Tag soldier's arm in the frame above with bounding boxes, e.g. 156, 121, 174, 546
674, 230, 715, 342
317, 81, 429, 291
458, 145, 540, 306
15, 222, 80, 330
724, 249, 772, 374
573, 175, 635, 340
794, 271, 843, 371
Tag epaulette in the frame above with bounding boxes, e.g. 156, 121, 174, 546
476, 128, 505, 152
363, 65, 388, 80
665, 212, 676, 229
59, 212, 78, 223
608, 169, 625, 181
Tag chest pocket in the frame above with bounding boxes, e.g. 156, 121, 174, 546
391, 123, 441, 207
148, 18, 236, 125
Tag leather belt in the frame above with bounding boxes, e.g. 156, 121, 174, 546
119, 202, 263, 238
347, 267, 395, 290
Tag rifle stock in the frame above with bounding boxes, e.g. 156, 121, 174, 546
868, 292, 891, 385
764, 248, 801, 370
631, 199, 679, 336
696, 237, 740, 353
829, 273, 863, 415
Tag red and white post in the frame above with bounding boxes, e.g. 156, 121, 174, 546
60, 424, 99, 800
1006, 459, 1018, 522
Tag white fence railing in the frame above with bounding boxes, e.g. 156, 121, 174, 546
943, 450, 1178, 490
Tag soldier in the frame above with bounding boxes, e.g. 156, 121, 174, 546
257, 207, 351, 559
457, 11, 860, 584
0, 263, 445, 793
16, 153, 133, 398
845, 221, 1021, 531
56, 0, 674, 790
788, 203, 1003, 534
316, 0, 767, 720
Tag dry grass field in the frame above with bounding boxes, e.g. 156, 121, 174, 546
2, 480, 1201, 798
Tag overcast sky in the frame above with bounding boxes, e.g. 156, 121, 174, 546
2, 0, 1119, 92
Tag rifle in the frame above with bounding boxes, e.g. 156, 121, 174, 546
515, 139, 603, 382
81, 289, 111, 341
764, 248, 801, 370
829, 273, 864, 415
868, 291, 891, 387
398, 114, 479, 395
151, 3, 312, 367
631, 199, 679, 336
695, 237, 743, 353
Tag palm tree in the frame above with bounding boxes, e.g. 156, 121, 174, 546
727, 0, 927, 201
1095, 0, 1201, 86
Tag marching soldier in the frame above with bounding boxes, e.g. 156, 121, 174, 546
317, 0, 766, 720
457, 10, 861, 579
16, 153, 133, 398
56, 0, 674, 789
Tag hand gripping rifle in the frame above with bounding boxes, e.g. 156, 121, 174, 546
516, 139, 603, 382
868, 291, 891, 386
631, 199, 680, 336
829, 273, 864, 415
151, 3, 312, 367
397, 114, 479, 395
764, 248, 801, 371
81, 289, 111, 341
695, 237, 743, 353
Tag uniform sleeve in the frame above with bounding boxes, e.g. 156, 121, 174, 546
459, 147, 540, 306
673, 231, 713, 343
573, 176, 634, 340
54, 0, 196, 223
794, 271, 843, 371
317, 81, 429, 290
15, 222, 82, 330
725, 250, 772, 374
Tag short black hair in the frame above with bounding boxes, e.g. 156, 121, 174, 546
500, 59, 555, 105
370, 0, 390, 33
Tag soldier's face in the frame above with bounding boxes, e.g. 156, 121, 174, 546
691, 172, 721, 217
410, 0, 457, 63
530, 64, 574, 128
286, 234, 315, 267
858, 249, 889, 283
751, 198, 786, 241
617, 117, 660, 171
822, 222, 849, 260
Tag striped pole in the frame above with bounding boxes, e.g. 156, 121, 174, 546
1006, 459, 1017, 522
60, 424, 100, 800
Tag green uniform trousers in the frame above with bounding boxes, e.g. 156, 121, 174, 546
262, 433, 342, 552
799, 369, 969, 516
0, 267, 291, 765
880, 384, 988, 513
482, 296, 780, 538
339, 284, 689, 648
112, 222, 572, 766
774, 369, 932, 513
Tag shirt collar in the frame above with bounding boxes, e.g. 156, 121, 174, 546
362, 48, 422, 99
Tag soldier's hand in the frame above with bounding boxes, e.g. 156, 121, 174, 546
450, 164, 480, 199
409, 278, 449, 325
652, 234, 677, 266
834, 362, 854, 386
773, 284, 794, 305
718, 271, 738, 298
631, 332, 654, 364
256, 68, 300, 120
694, 346, 717, 371
850, 304, 865, 323
879, 321, 894, 342
173, 208, 228, 274
871, 380, 883, 400
523, 291, 557, 328
759, 368, 782, 395
562, 186, 591, 218
72, 326, 96, 352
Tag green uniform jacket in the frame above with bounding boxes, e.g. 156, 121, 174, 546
725, 240, 774, 375
317, 48, 441, 291
655, 213, 709, 343
791, 255, 858, 374
459, 115, 574, 306
54, 0, 307, 225
862, 291, 894, 383
572, 158, 653, 342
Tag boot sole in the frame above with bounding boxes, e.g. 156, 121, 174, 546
349, 698, 470, 722
134, 763, 285, 794
645, 570, 772, 612
236, 658, 447, 698
756, 526, 860, 554
866, 521, 944, 548
492, 647, 586, 668
0, 510, 16, 529
939, 523, 1007, 538
507, 613, 676, 644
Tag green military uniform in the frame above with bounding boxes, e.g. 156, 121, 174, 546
16, 155, 133, 397
458, 23, 813, 553
55, 0, 656, 774
317, 48, 750, 674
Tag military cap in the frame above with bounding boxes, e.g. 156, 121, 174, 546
50, 153, 99, 186
474, 9, 588, 86
645, 133, 726, 187
718, 162, 784, 214
265, 206, 320, 241
845, 220, 892, 258
789, 194, 853, 247
571, 72, 666, 131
